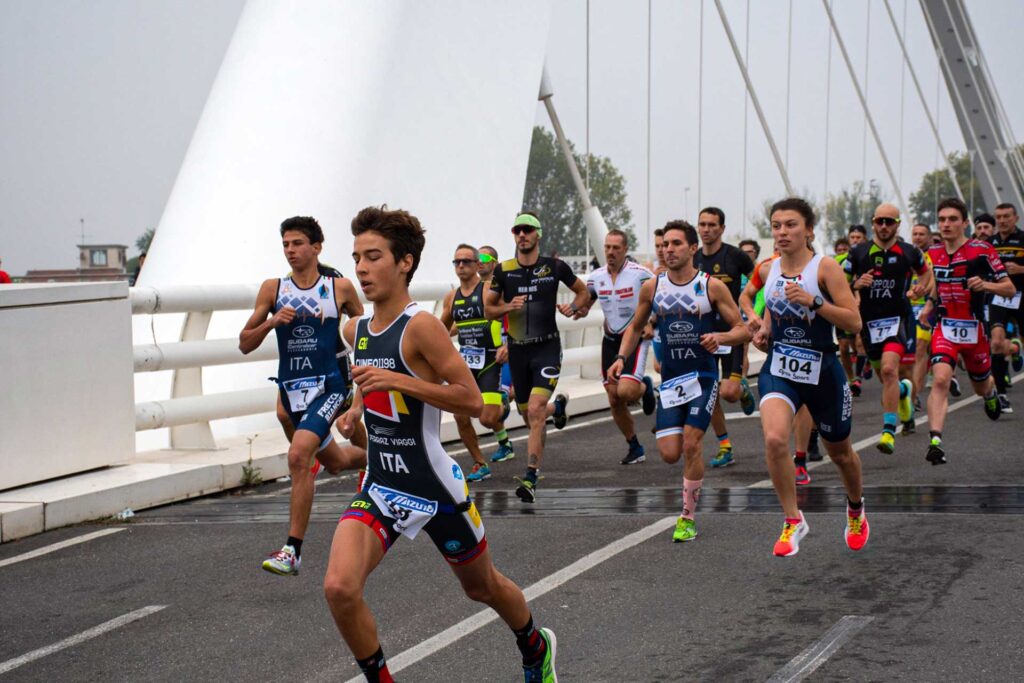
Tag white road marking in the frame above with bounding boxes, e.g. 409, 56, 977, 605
0, 605, 167, 675
0, 528, 124, 569
342, 516, 677, 683
765, 615, 874, 682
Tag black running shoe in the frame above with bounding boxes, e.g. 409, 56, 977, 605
641, 376, 656, 416
950, 376, 962, 398
998, 394, 1012, 414
514, 477, 537, 503
850, 379, 862, 397
900, 420, 916, 436
984, 394, 1002, 421
926, 440, 946, 466
807, 430, 822, 461
552, 394, 569, 429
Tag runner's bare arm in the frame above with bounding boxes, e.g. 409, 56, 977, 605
707, 278, 752, 348
336, 277, 365, 319
557, 277, 592, 319
816, 257, 862, 334
609, 278, 655, 379
439, 290, 457, 335
239, 279, 284, 354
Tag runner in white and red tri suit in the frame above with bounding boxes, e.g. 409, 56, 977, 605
585, 229, 657, 465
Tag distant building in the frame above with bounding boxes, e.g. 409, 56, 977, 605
21, 244, 129, 283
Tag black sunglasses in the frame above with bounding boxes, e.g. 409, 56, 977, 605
511, 226, 537, 235
452, 258, 478, 266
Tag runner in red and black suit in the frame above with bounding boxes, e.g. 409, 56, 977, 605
986, 203, 1024, 412
920, 198, 1017, 465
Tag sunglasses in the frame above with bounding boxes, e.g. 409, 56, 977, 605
478, 253, 496, 263
511, 226, 537, 235
452, 258, 478, 266
872, 216, 901, 227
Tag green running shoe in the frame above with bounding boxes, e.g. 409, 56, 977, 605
514, 476, 537, 503
739, 377, 756, 415
710, 447, 734, 468
672, 517, 698, 543
523, 627, 558, 682
897, 379, 914, 423
261, 544, 300, 576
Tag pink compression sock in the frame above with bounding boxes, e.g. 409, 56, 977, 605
682, 478, 703, 520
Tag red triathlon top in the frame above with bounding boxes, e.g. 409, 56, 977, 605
927, 239, 1007, 322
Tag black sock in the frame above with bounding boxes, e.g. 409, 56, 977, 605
512, 615, 546, 666
992, 355, 1008, 393
794, 453, 807, 468
847, 497, 863, 511
856, 355, 867, 377
286, 536, 303, 557
356, 646, 392, 683
627, 434, 639, 447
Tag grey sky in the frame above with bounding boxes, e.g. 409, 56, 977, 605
2, 0, 1021, 273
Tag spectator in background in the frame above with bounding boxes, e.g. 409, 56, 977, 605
738, 239, 761, 263
834, 237, 851, 255
130, 252, 146, 286
0, 257, 11, 284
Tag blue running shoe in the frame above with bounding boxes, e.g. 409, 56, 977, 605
641, 376, 656, 415
552, 394, 568, 429
466, 463, 491, 482
491, 441, 515, 463
739, 377, 756, 415
620, 442, 646, 465
710, 447, 734, 468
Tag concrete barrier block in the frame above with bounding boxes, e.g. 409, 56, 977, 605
0, 502, 44, 542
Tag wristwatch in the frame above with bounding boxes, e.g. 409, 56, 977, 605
809, 295, 824, 311
614, 354, 627, 363
569, 302, 579, 314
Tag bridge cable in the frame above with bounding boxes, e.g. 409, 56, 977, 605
697, 0, 704, 213
741, 0, 750, 237
823, 0, 833, 241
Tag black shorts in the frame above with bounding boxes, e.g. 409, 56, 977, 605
473, 351, 503, 404
340, 477, 488, 566
508, 337, 562, 409
859, 315, 916, 362
988, 299, 1022, 335
601, 333, 649, 385
715, 345, 745, 381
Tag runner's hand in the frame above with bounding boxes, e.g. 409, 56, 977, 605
641, 322, 655, 340
557, 303, 576, 317
607, 358, 624, 381
784, 282, 812, 307
270, 306, 296, 328
752, 327, 770, 353
336, 407, 362, 439
350, 364, 404, 393
854, 273, 874, 290
907, 282, 926, 300
507, 295, 527, 311
699, 333, 720, 354
745, 315, 762, 336
966, 276, 986, 292
495, 344, 508, 365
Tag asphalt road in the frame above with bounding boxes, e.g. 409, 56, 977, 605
1, 372, 1023, 682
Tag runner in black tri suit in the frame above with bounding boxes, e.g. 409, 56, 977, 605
987, 203, 1024, 412
239, 216, 367, 576
324, 206, 558, 683
485, 212, 590, 503
844, 203, 932, 454
440, 244, 515, 482
694, 207, 756, 469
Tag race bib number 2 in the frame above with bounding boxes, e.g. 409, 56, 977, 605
660, 372, 703, 409
940, 318, 979, 344
770, 343, 822, 385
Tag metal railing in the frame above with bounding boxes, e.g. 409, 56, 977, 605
131, 282, 606, 448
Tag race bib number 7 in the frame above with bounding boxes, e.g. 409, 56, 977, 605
940, 318, 979, 344
282, 376, 326, 412
770, 343, 822, 385
660, 372, 703, 409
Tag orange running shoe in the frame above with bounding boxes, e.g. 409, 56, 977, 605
773, 513, 809, 557
845, 503, 869, 551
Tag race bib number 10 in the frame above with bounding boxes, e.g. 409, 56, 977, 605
770, 343, 822, 385
940, 318, 979, 344
660, 372, 703, 409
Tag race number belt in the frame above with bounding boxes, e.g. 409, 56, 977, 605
770, 343, 822, 385
281, 376, 326, 412
940, 318, 979, 344
867, 316, 900, 344
460, 346, 485, 369
659, 372, 702, 409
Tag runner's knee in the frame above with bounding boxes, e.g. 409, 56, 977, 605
719, 382, 741, 402
658, 441, 682, 464
323, 572, 363, 610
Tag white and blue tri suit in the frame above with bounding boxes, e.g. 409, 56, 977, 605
652, 271, 720, 438
342, 304, 487, 565
757, 254, 853, 442
272, 275, 348, 448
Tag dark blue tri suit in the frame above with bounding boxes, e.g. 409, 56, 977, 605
341, 304, 487, 565
758, 254, 853, 443
652, 271, 720, 437
272, 274, 349, 448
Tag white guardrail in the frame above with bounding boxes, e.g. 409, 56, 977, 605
130, 283, 606, 449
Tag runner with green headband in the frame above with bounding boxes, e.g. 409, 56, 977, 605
486, 211, 591, 503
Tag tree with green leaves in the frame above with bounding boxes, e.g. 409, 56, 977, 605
908, 151, 986, 228
748, 181, 886, 248
126, 226, 155, 273
521, 126, 635, 255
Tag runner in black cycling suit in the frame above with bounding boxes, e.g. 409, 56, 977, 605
325, 206, 557, 682
987, 203, 1024, 411
694, 207, 756, 469
844, 204, 931, 453
485, 212, 590, 503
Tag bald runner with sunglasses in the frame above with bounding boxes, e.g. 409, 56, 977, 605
844, 204, 932, 454
485, 212, 591, 503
